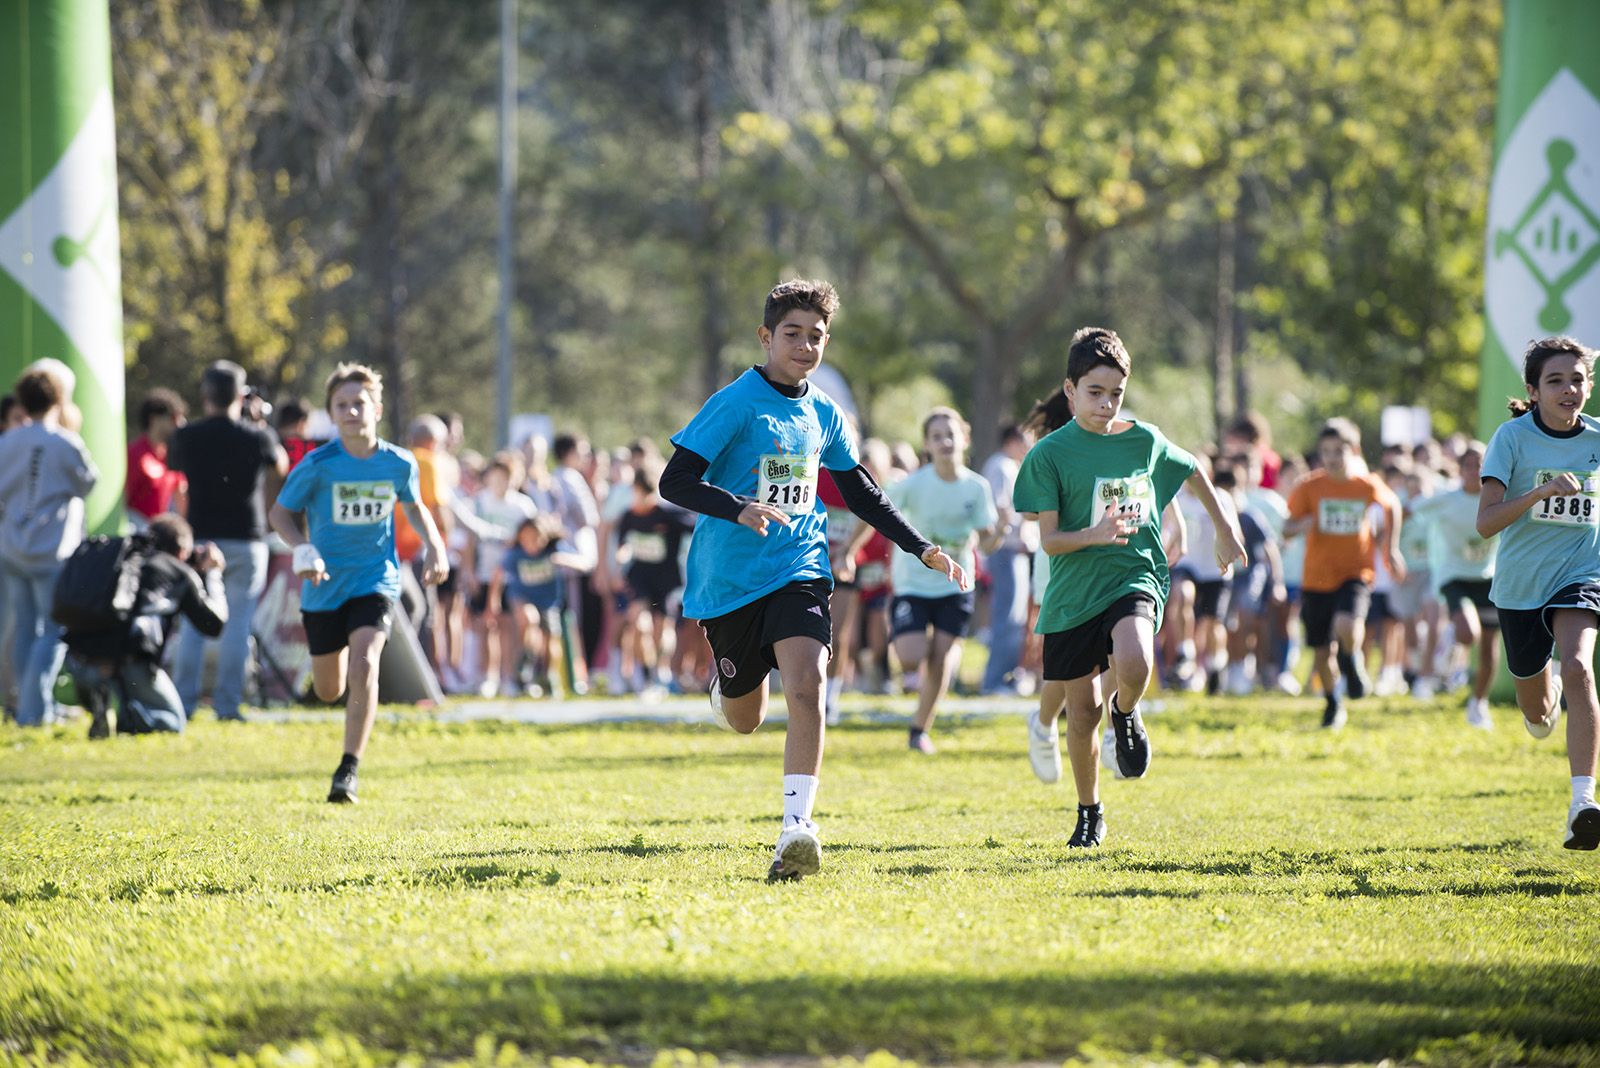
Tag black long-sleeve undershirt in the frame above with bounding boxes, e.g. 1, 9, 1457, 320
659, 447, 934, 560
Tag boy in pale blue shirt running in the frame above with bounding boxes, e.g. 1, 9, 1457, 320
270, 364, 448, 804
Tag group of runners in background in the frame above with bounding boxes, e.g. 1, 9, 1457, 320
52, 277, 1598, 876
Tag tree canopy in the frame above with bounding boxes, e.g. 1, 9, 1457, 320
112, 0, 1500, 456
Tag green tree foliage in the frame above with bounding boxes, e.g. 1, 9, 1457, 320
114, 0, 343, 404
110, 0, 1500, 459
1244, 0, 1500, 437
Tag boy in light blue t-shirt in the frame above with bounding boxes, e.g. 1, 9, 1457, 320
659, 279, 966, 882
1478, 336, 1600, 850
270, 364, 448, 805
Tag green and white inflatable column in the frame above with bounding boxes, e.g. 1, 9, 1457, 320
1481, 0, 1600, 438
0, 0, 125, 534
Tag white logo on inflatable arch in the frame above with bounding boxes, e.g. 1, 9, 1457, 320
0, 89, 124, 411
1486, 69, 1600, 371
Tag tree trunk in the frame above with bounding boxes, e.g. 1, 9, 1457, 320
364, 94, 409, 439
970, 328, 1009, 456
692, 26, 726, 400
1213, 211, 1237, 439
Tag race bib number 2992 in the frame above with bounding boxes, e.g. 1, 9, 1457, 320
332, 481, 397, 525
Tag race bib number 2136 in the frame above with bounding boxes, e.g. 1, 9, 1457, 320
759, 454, 818, 516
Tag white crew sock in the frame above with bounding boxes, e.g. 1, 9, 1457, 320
1573, 775, 1596, 806
827, 675, 844, 708
783, 774, 818, 826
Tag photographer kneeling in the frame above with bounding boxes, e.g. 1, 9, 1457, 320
66, 514, 228, 737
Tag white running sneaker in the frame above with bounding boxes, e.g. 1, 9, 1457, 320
1564, 800, 1600, 850
1224, 663, 1252, 696
1026, 708, 1061, 784
1524, 677, 1562, 739
1410, 675, 1438, 701
1275, 673, 1302, 696
1098, 726, 1128, 779
769, 818, 822, 880
1465, 697, 1493, 730
708, 676, 732, 731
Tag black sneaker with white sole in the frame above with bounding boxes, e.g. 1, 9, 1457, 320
1067, 804, 1105, 849
1322, 696, 1348, 729
328, 760, 359, 804
1109, 696, 1151, 779
1566, 801, 1600, 851
1337, 651, 1369, 700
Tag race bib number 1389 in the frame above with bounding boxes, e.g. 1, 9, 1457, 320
1532, 469, 1600, 527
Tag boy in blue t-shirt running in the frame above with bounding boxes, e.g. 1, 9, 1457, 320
660, 279, 966, 881
269, 364, 449, 804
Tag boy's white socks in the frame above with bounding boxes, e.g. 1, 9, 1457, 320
783, 774, 818, 826
1573, 776, 1596, 807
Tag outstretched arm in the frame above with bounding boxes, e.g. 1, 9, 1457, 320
268, 501, 328, 586
401, 500, 450, 586
1038, 508, 1140, 555
1477, 473, 1582, 537
1184, 469, 1248, 575
831, 465, 970, 590
659, 446, 791, 536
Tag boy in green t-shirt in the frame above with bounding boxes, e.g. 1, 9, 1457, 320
1014, 328, 1247, 848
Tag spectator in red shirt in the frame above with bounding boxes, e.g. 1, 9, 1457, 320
275, 398, 319, 472
126, 388, 188, 528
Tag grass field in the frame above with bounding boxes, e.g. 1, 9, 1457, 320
2, 690, 1598, 1067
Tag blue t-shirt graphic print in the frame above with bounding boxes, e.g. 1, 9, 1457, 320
276, 438, 420, 612
671, 369, 860, 619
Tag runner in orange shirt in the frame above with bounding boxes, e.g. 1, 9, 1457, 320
1285, 419, 1405, 728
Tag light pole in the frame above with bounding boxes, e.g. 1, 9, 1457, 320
496, 0, 518, 448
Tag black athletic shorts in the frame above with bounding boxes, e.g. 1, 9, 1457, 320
1300, 580, 1372, 648
626, 576, 680, 617
468, 583, 500, 617
700, 579, 833, 699
1041, 593, 1158, 682
1191, 578, 1232, 621
1441, 578, 1498, 626
1365, 590, 1395, 626
302, 594, 395, 656
890, 591, 976, 639
1498, 582, 1600, 679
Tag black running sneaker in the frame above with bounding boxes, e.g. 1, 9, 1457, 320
328, 762, 359, 804
1337, 652, 1369, 700
1565, 801, 1600, 850
1067, 805, 1105, 849
85, 688, 111, 740
1322, 697, 1348, 729
1109, 700, 1151, 779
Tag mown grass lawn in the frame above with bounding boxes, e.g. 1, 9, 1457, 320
2, 691, 1597, 1067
